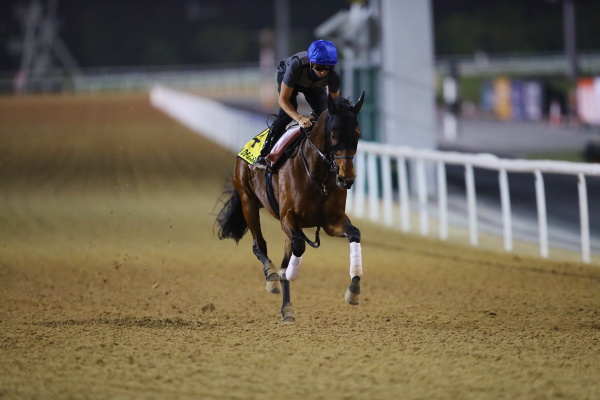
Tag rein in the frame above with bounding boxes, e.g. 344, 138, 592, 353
300, 132, 334, 196
299, 126, 354, 196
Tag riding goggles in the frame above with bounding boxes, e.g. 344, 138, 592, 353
312, 63, 334, 72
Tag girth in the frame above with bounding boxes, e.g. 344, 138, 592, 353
265, 172, 280, 219
264, 171, 320, 248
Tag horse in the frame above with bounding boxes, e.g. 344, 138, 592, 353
216, 92, 365, 323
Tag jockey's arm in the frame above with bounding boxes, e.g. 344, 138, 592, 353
329, 90, 340, 100
278, 82, 303, 123
279, 83, 313, 129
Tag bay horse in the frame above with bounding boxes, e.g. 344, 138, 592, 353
216, 92, 365, 323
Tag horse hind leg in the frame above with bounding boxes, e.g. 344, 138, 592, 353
241, 195, 280, 295
253, 242, 281, 294
265, 265, 281, 295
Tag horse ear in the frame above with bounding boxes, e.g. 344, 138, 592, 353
353, 91, 365, 114
328, 94, 339, 114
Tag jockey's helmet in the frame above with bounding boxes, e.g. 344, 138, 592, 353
308, 40, 337, 66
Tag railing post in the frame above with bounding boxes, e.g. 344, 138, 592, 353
367, 152, 379, 222
437, 161, 448, 240
465, 164, 478, 246
578, 173, 591, 263
534, 170, 549, 258
346, 176, 354, 214
397, 156, 410, 232
381, 155, 393, 227
416, 159, 428, 236
354, 151, 367, 218
498, 168, 513, 252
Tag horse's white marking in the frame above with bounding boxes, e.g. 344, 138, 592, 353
349, 242, 363, 278
286, 254, 302, 280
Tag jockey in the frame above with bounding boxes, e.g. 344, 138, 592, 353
254, 39, 341, 170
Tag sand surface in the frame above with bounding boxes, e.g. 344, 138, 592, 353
1, 93, 599, 400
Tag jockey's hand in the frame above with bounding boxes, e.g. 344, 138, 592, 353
297, 116, 312, 129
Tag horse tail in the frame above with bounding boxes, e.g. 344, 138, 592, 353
215, 186, 248, 243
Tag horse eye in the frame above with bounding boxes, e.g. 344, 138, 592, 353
330, 129, 339, 142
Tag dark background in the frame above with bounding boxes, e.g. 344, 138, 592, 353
1, 0, 600, 71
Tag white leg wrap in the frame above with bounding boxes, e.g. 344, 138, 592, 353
349, 242, 363, 278
286, 254, 302, 281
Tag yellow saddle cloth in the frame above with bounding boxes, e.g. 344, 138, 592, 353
237, 128, 269, 165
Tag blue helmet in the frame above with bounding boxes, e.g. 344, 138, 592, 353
307, 40, 337, 65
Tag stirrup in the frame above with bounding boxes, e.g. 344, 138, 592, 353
254, 156, 268, 170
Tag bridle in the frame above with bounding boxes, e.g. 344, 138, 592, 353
299, 119, 356, 196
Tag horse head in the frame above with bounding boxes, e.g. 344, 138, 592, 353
325, 91, 365, 190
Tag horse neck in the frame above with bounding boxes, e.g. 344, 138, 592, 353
298, 112, 333, 179
307, 111, 329, 151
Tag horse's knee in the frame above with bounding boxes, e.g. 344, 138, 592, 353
284, 232, 306, 281
291, 232, 306, 257
345, 224, 361, 243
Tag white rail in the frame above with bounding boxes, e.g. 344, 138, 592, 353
350, 142, 600, 264
150, 87, 600, 264
149, 85, 266, 153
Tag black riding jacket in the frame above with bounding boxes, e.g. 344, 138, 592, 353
278, 51, 341, 92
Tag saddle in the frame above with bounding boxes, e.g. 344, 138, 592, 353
264, 125, 304, 167
237, 123, 309, 169
266, 115, 317, 168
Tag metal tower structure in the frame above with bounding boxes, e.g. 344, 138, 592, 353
14, 0, 81, 92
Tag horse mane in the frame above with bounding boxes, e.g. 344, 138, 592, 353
334, 97, 354, 112
316, 96, 355, 128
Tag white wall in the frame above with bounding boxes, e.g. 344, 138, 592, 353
379, 0, 437, 150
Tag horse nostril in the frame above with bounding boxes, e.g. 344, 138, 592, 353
337, 176, 354, 189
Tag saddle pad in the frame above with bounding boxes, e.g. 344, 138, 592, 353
265, 125, 302, 166
238, 128, 269, 164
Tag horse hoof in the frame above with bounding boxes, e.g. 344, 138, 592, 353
281, 304, 295, 323
345, 288, 360, 306
266, 273, 281, 294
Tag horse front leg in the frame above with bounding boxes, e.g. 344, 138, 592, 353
324, 218, 362, 306
344, 222, 362, 305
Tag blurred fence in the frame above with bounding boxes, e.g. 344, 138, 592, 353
151, 86, 600, 264
3, 51, 600, 94
436, 51, 600, 77
72, 65, 262, 94
0, 63, 263, 94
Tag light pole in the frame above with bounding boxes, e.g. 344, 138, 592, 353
274, 0, 290, 63
563, 0, 578, 79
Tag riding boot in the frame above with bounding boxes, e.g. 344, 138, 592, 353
254, 131, 276, 170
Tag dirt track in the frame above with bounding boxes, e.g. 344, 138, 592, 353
1, 93, 599, 400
